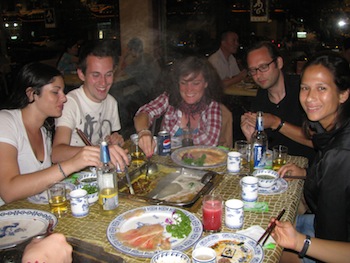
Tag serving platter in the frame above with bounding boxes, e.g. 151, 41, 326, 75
258, 178, 288, 195
107, 205, 203, 258
171, 146, 228, 169
194, 232, 263, 263
0, 209, 57, 249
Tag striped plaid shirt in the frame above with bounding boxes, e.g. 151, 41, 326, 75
136, 93, 222, 146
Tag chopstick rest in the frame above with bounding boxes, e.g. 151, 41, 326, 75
256, 208, 285, 246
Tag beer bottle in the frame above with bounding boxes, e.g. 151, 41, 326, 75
250, 111, 268, 172
97, 140, 118, 213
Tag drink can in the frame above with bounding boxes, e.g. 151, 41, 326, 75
157, 131, 171, 156
153, 136, 158, 155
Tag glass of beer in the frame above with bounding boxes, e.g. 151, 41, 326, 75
47, 183, 68, 218
272, 145, 288, 171
234, 140, 249, 168
129, 134, 145, 166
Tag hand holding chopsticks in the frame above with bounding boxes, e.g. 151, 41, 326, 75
256, 209, 286, 246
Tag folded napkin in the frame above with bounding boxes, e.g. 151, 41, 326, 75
237, 225, 276, 249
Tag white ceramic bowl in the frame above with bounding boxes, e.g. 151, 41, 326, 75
77, 183, 99, 205
151, 250, 190, 263
252, 169, 279, 188
77, 172, 97, 185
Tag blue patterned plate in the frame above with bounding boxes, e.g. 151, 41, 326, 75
0, 209, 57, 249
195, 232, 264, 263
107, 205, 203, 258
258, 178, 288, 195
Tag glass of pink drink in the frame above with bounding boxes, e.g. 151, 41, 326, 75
202, 194, 223, 232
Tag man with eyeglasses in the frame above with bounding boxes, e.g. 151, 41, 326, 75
240, 41, 315, 163
208, 31, 247, 88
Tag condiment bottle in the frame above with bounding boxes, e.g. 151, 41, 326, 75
97, 140, 118, 213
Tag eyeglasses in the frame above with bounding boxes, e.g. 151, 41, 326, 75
248, 59, 276, 76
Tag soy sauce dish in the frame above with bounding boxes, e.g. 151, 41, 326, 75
252, 169, 279, 188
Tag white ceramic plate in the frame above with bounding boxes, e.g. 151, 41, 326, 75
107, 205, 203, 258
0, 209, 57, 249
27, 182, 76, 204
171, 146, 228, 169
258, 178, 288, 195
151, 250, 190, 263
194, 232, 264, 263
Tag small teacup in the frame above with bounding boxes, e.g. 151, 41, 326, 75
240, 176, 258, 203
225, 199, 244, 229
70, 189, 89, 218
227, 151, 241, 173
192, 247, 217, 263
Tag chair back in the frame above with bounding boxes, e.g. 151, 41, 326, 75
218, 104, 233, 148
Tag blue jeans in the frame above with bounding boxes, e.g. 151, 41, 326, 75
296, 214, 316, 263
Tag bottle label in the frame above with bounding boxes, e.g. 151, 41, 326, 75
252, 145, 267, 169
99, 187, 118, 211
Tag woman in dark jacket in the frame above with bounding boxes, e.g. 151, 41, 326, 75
279, 52, 350, 261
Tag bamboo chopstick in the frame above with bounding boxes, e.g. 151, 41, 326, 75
76, 128, 92, 146
256, 208, 286, 246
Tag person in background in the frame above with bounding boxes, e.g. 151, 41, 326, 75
270, 219, 350, 263
52, 40, 127, 166
134, 56, 223, 157
0, 63, 105, 205
115, 37, 160, 99
279, 52, 350, 262
22, 233, 72, 263
208, 30, 247, 88
57, 38, 80, 75
240, 41, 315, 163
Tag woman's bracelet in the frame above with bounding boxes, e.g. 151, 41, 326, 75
57, 162, 67, 178
138, 129, 152, 138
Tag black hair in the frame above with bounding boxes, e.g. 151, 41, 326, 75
5, 62, 62, 109
301, 51, 350, 134
78, 40, 118, 74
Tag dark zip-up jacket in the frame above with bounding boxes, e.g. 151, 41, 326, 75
304, 119, 350, 242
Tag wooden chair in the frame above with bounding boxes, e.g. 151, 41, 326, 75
218, 104, 233, 148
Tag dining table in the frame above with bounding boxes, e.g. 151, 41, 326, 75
0, 151, 307, 263
224, 81, 258, 97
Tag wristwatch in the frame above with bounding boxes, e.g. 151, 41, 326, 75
273, 120, 285, 132
298, 235, 311, 258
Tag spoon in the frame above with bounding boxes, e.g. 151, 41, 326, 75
145, 161, 158, 175
124, 166, 135, 195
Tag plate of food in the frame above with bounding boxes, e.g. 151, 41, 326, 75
107, 206, 203, 258
171, 146, 228, 169
194, 232, 264, 263
0, 209, 58, 249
